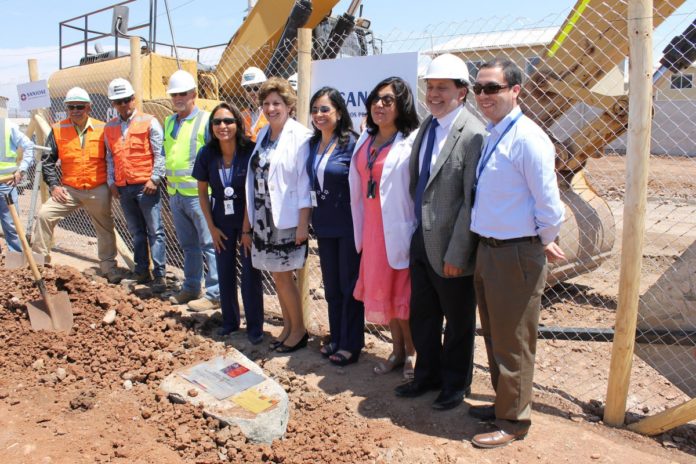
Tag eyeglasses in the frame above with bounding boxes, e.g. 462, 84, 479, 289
212, 117, 236, 126
472, 83, 511, 95
245, 86, 260, 93
66, 104, 87, 111
371, 94, 396, 107
113, 96, 134, 106
170, 91, 190, 97
310, 105, 333, 115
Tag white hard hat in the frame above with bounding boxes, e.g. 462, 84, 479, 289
423, 53, 470, 83
288, 73, 298, 91
241, 67, 267, 87
107, 78, 135, 100
167, 70, 196, 94
64, 87, 92, 104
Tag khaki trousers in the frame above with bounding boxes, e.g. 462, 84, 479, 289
473, 239, 547, 434
32, 184, 117, 273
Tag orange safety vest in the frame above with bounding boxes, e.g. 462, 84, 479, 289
52, 118, 107, 190
242, 108, 268, 142
104, 113, 155, 186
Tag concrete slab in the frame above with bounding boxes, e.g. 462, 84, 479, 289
160, 350, 288, 444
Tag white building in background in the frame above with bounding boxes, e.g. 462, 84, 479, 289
426, 27, 696, 157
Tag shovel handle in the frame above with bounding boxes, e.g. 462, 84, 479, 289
3, 193, 43, 282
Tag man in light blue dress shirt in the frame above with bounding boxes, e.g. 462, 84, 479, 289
468, 58, 565, 449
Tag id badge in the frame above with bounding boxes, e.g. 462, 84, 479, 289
224, 199, 235, 215
310, 190, 318, 207
258, 178, 266, 194
366, 179, 376, 199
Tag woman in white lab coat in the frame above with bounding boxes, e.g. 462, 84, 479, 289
242, 77, 313, 354
348, 76, 420, 379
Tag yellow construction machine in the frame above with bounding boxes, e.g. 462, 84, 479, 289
48, 0, 373, 122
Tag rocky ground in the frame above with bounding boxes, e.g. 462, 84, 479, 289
0, 261, 694, 464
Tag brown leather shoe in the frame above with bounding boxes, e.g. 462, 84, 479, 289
471, 428, 527, 449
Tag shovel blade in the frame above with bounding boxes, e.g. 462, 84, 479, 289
4, 250, 45, 270
26, 291, 73, 332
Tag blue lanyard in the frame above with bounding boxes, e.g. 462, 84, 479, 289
366, 132, 397, 175
310, 136, 337, 189
477, 112, 523, 179
219, 154, 237, 188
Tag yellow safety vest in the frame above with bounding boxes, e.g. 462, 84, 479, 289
163, 110, 208, 196
0, 118, 18, 176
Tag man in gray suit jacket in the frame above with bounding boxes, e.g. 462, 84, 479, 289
395, 54, 485, 410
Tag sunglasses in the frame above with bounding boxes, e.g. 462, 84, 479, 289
113, 96, 134, 105
310, 105, 333, 115
170, 91, 190, 97
472, 83, 511, 95
371, 94, 396, 107
66, 104, 87, 111
245, 86, 260, 93
212, 117, 236, 126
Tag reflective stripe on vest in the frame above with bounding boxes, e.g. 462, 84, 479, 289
53, 118, 107, 190
242, 109, 268, 143
104, 113, 155, 186
164, 111, 208, 196
0, 118, 18, 175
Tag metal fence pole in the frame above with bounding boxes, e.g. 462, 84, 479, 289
604, 0, 653, 426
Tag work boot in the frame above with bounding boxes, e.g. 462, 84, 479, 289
105, 268, 125, 284
187, 297, 221, 312
168, 289, 202, 305
151, 276, 167, 294
132, 271, 153, 284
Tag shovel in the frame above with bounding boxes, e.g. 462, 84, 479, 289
2, 146, 50, 269
4, 192, 73, 332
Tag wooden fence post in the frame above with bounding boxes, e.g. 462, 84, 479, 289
296, 28, 313, 329
604, 0, 653, 426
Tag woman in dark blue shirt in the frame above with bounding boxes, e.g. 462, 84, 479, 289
193, 102, 264, 344
306, 87, 364, 365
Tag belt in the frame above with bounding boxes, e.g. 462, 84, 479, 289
478, 235, 540, 247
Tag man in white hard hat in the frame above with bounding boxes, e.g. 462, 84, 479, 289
395, 54, 486, 412
33, 87, 122, 282
104, 78, 167, 292
240, 66, 268, 142
163, 70, 219, 310
469, 58, 564, 448
0, 116, 35, 254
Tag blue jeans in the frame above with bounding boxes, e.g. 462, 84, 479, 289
118, 184, 166, 277
170, 193, 219, 300
0, 183, 21, 253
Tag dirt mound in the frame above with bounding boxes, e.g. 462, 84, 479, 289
0, 264, 387, 463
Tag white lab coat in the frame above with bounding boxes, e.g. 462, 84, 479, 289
246, 118, 313, 230
349, 129, 417, 270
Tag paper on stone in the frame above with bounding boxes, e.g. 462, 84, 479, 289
179, 356, 264, 400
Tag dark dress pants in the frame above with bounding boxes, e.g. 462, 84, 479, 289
317, 235, 365, 354
409, 226, 477, 390
216, 227, 264, 339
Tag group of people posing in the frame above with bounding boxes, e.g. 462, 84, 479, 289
0, 53, 564, 449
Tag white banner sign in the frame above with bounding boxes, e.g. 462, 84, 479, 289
310, 52, 419, 131
17, 80, 50, 111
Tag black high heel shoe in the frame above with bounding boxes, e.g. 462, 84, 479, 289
329, 350, 360, 367
275, 332, 309, 353
269, 336, 288, 351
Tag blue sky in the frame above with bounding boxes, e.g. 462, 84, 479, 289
1, 0, 694, 109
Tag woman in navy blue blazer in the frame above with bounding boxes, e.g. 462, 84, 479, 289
193, 102, 264, 344
306, 87, 364, 366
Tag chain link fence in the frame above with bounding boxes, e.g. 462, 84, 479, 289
11, 0, 696, 428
